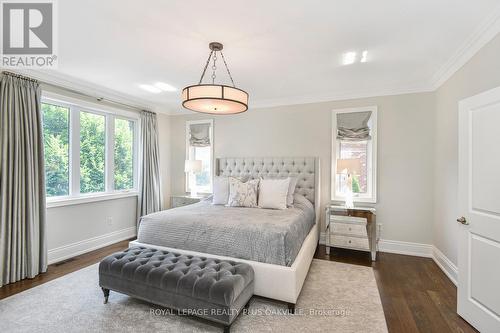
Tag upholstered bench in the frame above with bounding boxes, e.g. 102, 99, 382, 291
99, 246, 254, 332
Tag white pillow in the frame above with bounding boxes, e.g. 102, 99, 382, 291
212, 176, 229, 205
258, 178, 290, 210
263, 175, 298, 207
226, 178, 259, 208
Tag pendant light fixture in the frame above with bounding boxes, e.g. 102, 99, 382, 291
182, 42, 248, 114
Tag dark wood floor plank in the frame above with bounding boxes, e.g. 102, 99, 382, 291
0, 241, 478, 333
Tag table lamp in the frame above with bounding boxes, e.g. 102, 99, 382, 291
185, 159, 202, 197
336, 158, 361, 208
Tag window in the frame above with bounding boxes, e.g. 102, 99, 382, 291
331, 107, 377, 203
80, 111, 106, 193
114, 118, 135, 190
41, 95, 138, 204
42, 103, 70, 197
186, 120, 213, 193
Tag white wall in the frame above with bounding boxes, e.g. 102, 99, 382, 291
47, 197, 137, 263
433, 33, 500, 265
168, 93, 436, 245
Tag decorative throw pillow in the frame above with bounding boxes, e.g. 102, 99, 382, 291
212, 176, 230, 205
226, 178, 259, 208
286, 177, 298, 207
258, 178, 291, 210
263, 175, 298, 207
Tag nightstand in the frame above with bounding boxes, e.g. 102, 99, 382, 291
170, 195, 206, 208
325, 205, 377, 261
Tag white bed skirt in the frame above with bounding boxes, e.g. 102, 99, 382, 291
129, 223, 318, 304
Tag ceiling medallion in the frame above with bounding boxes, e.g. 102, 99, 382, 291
182, 42, 248, 114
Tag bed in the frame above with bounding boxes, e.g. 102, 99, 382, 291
130, 157, 320, 306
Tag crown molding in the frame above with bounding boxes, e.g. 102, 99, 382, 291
248, 84, 432, 110
167, 82, 433, 116
429, 5, 500, 90
1, 68, 172, 114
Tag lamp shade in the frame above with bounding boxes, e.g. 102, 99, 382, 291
182, 84, 248, 114
184, 160, 202, 173
336, 158, 361, 175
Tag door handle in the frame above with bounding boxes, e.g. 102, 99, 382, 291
457, 216, 468, 225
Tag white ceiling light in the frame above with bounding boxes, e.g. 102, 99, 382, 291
139, 84, 162, 93
360, 50, 368, 63
182, 42, 248, 115
155, 82, 177, 92
342, 51, 357, 65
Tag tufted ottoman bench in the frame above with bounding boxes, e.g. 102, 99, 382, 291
99, 246, 254, 333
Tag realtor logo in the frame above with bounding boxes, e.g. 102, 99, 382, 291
1, 0, 58, 67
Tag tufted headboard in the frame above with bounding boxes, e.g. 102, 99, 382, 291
215, 157, 319, 205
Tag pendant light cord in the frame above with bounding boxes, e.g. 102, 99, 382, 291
198, 48, 237, 87
198, 50, 214, 84
220, 51, 236, 87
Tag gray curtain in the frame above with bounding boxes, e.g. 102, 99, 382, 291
0, 72, 47, 287
138, 111, 162, 220
337, 111, 372, 141
189, 123, 210, 147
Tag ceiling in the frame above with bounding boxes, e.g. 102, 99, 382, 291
24, 0, 500, 113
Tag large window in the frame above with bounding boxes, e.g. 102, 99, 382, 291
42, 96, 138, 203
331, 107, 377, 203
186, 120, 213, 194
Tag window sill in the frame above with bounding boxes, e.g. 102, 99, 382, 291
46, 191, 139, 209
331, 196, 377, 204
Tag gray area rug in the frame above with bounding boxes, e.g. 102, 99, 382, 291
0, 259, 387, 332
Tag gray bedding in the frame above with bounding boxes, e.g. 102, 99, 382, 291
137, 194, 315, 266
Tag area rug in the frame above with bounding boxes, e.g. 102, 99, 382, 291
0, 259, 387, 332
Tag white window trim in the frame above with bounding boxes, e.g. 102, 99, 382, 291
185, 119, 214, 194
331, 106, 377, 203
42, 92, 140, 207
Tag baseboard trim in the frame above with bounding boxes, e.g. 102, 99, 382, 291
378, 239, 433, 257
320, 231, 458, 285
432, 246, 458, 286
48, 227, 137, 264
320, 232, 433, 257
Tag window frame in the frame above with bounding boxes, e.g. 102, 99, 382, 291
185, 119, 214, 194
331, 106, 377, 203
42, 92, 139, 207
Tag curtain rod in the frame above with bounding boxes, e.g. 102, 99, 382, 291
1, 70, 152, 113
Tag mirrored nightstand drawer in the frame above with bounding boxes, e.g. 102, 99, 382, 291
330, 222, 367, 237
330, 235, 370, 251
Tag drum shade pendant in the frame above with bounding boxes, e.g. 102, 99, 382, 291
182, 42, 248, 114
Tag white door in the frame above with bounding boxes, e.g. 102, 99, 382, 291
458, 86, 500, 333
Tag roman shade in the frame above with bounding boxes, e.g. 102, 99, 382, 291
189, 123, 211, 147
337, 111, 372, 141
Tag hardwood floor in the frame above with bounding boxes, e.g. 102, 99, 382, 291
0, 239, 132, 300
0, 241, 477, 333
314, 245, 477, 333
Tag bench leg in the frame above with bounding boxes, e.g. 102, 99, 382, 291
287, 302, 296, 314
101, 288, 110, 304
223, 324, 231, 333
244, 299, 251, 313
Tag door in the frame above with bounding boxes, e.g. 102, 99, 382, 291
458, 86, 500, 333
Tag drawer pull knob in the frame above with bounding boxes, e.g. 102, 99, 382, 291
349, 228, 352, 231
348, 240, 351, 243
